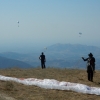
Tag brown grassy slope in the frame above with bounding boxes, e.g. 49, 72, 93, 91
0, 67, 100, 100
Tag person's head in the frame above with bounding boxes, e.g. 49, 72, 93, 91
88, 53, 93, 57
42, 52, 44, 55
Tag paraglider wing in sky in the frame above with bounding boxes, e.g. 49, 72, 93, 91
44, 47, 47, 52
79, 32, 82, 37
79, 32, 82, 35
17, 21, 19, 27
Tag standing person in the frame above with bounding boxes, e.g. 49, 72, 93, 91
82, 53, 95, 82
39, 52, 46, 69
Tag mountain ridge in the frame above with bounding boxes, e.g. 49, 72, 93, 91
0, 43, 100, 69
0, 56, 32, 68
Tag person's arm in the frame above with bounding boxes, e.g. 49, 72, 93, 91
39, 55, 41, 60
82, 57, 88, 61
44, 55, 46, 62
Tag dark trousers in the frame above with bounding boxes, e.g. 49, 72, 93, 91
87, 70, 93, 81
41, 61, 45, 69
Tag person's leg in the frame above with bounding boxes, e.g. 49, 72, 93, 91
44, 62, 45, 68
41, 62, 43, 69
88, 72, 90, 81
90, 71, 93, 82
42, 61, 45, 68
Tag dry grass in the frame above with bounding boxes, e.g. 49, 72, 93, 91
0, 67, 100, 100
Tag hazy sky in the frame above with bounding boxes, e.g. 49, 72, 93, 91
0, 0, 100, 52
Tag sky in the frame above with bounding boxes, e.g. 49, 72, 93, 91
0, 0, 100, 53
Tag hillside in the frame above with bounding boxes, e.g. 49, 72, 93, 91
0, 67, 100, 100
0, 56, 32, 68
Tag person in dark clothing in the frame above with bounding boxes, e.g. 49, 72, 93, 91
82, 53, 95, 82
39, 52, 46, 69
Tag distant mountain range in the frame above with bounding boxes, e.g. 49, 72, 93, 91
46, 43, 100, 69
0, 43, 100, 69
0, 56, 32, 68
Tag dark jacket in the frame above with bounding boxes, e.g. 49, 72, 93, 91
82, 57, 95, 71
39, 54, 45, 62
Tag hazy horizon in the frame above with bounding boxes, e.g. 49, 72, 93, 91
0, 0, 100, 53
0, 43, 100, 54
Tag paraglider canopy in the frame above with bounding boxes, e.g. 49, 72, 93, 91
17, 21, 19, 23
44, 47, 47, 50
17, 21, 19, 27
79, 32, 82, 35
43, 47, 47, 52
79, 32, 82, 37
